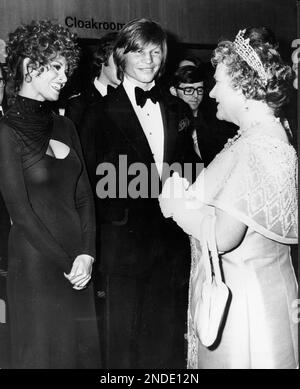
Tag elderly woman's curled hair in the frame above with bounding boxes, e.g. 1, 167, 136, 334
211, 29, 293, 115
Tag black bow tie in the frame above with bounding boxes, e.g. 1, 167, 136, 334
135, 86, 160, 108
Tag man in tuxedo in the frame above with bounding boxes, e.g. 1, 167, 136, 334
65, 32, 120, 182
82, 18, 195, 368
64, 34, 120, 362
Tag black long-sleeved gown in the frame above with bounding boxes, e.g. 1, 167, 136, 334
0, 97, 101, 369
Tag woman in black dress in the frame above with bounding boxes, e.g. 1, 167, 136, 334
0, 20, 101, 369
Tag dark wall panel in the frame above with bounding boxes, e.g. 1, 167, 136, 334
0, 0, 297, 47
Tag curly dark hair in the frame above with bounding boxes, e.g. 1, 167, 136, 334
6, 19, 80, 99
211, 27, 293, 114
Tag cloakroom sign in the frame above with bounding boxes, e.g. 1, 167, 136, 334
65, 16, 125, 32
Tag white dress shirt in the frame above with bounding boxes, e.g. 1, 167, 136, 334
94, 77, 107, 97
123, 76, 164, 177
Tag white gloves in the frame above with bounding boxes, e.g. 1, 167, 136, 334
159, 172, 190, 218
159, 172, 213, 240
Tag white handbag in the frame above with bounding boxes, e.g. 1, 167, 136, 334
191, 215, 230, 348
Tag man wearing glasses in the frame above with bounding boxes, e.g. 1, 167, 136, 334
170, 64, 222, 166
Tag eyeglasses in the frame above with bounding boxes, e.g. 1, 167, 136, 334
0, 78, 5, 87
176, 86, 204, 95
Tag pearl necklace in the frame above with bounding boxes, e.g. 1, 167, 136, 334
224, 117, 281, 150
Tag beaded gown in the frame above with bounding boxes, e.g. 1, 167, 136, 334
0, 96, 101, 369
187, 131, 298, 368
160, 127, 298, 369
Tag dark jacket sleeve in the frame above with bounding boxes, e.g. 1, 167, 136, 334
0, 124, 71, 272
64, 95, 86, 132
76, 101, 105, 189
173, 97, 202, 183
68, 120, 96, 259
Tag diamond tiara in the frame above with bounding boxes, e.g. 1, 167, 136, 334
234, 29, 268, 84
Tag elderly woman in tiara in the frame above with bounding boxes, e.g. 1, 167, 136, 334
159, 27, 298, 369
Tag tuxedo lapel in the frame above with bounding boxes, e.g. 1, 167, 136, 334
159, 96, 179, 166
107, 86, 155, 165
